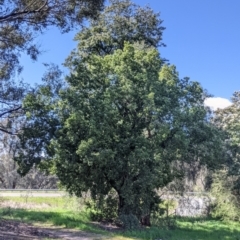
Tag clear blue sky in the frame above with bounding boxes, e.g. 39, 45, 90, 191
20, 0, 240, 100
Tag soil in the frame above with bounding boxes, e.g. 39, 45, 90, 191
0, 201, 124, 239
0, 219, 111, 239
0, 216, 124, 239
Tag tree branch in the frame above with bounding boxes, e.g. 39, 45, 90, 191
0, 127, 16, 135
0, 105, 22, 118
0, 1, 49, 22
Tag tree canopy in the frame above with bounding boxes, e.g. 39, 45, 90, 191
15, 0, 223, 225
16, 0, 166, 173
65, 0, 165, 65
54, 43, 220, 222
0, 0, 105, 134
214, 92, 240, 191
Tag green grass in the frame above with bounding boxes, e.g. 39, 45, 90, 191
0, 207, 104, 233
0, 195, 74, 208
1, 196, 240, 240
0, 195, 103, 233
121, 218, 240, 240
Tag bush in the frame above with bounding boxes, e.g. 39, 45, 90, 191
118, 214, 140, 229
85, 189, 118, 222
151, 199, 177, 229
210, 170, 240, 221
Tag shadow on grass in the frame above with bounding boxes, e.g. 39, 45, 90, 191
1, 208, 240, 240
120, 217, 240, 240
0, 207, 104, 233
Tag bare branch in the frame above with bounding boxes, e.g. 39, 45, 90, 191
0, 127, 16, 135
0, 105, 22, 118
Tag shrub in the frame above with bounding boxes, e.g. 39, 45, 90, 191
150, 199, 177, 229
85, 189, 118, 222
118, 214, 140, 230
210, 170, 240, 221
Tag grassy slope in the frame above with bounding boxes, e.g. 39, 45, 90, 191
0, 196, 240, 240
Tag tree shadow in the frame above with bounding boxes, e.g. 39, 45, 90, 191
0, 207, 104, 233
120, 217, 240, 240
1, 209, 240, 240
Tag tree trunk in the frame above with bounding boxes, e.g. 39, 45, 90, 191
140, 214, 151, 226
118, 194, 125, 216
118, 192, 151, 226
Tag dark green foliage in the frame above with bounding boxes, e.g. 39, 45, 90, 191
15, 64, 63, 174
0, 80, 27, 134
0, 0, 105, 81
118, 214, 140, 230
209, 91, 240, 222
0, 0, 105, 134
54, 43, 217, 225
86, 190, 118, 222
65, 0, 165, 65
210, 170, 240, 221
55, 44, 167, 223
214, 91, 240, 194
17, 0, 223, 227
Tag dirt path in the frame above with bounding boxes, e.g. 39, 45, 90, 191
0, 219, 112, 240
38, 227, 106, 240
0, 199, 129, 239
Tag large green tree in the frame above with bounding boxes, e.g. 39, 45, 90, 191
16, 0, 222, 225
18, 44, 219, 225
0, 0, 104, 134
16, 0, 166, 173
54, 43, 220, 222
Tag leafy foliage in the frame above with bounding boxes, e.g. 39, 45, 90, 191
17, 0, 222, 226
210, 170, 240, 221
0, 0, 105, 81
0, 80, 27, 134
213, 91, 240, 193
0, 117, 58, 188
55, 43, 217, 224
85, 189, 118, 222
15, 64, 63, 175
65, 0, 165, 65
0, 0, 105, 134
208, 92, 240, 221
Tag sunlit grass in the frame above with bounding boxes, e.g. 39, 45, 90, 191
0, 195, 65, 207
0, 194, 85, 209
0, 208, 101, 232
1, 196, 240, 240
121, 218, 240, 240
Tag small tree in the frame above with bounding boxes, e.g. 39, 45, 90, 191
210, 170, 240, 221
208, 91, 240, 220
0, 120, 58, 189
213, 91, 240, 194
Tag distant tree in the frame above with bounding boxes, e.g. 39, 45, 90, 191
210, 169, 240, 221
0, 119, 57, 189
0, 0, 105, 134
213, 91, 240, 193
